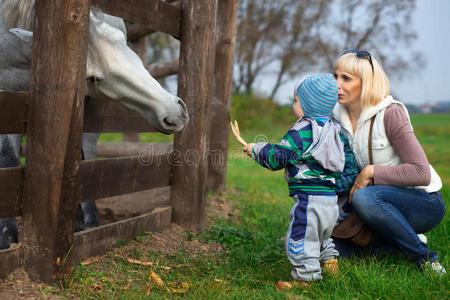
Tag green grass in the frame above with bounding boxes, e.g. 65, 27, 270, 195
57, 112, 449, 299
411, 114, 450, 185
99, 132, 174, 143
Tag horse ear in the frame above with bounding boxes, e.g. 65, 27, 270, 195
9, 28, 33, 46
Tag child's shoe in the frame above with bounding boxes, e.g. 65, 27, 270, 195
275, 280, 310, 291
322, 258, 339, 275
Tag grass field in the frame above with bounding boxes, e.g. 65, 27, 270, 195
24, 113, 449, 299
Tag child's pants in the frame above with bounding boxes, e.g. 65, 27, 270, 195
285, 193, 339, 281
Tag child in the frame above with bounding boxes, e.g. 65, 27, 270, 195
243, 73, 357, 286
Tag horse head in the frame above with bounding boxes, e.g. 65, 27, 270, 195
0, 0, 189, 134
86, 11, 188, 134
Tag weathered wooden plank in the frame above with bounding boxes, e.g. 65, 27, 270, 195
21, 0, 90, 283
0, 167, 23, 218
0, 247, 21, 279
147, 57, 179, 79
122, 133, 140, 142
80, 154, 171, 202
91, 0, 181, 38
96, 187, 170, 224
129, 35, 147, 63
97, 142, 173, 157
83, 100, 156, 133
126, 23, 156, 43
171, 0, 217, 228
0, 91, 27, 134
208, 0, 239, 193
125, 1, 181, 42
0, 93, 156, 133
71, 206, 171, 265
0, 155, 172, 217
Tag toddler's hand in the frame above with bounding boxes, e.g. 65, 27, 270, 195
243, 143, 255, 157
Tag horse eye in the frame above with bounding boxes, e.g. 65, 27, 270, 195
88, 76, 101, 83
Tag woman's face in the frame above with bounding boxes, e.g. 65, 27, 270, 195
334, 70, 362, 106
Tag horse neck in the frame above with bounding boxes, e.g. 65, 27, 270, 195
0, 0, 35, 30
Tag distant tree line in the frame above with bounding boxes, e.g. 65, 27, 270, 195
234, 0, 422, 101
143, 0, 422, 102
406, 101, 450, 114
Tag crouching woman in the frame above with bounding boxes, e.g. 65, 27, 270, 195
331, 50, 446, 274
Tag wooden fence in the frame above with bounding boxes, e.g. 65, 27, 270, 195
0, 0, 237, 283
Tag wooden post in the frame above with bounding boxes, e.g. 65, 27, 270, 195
130, 36, 147, 62
21, 0, 90, 283
170, 0, 217, 228
207, 0, 238, 193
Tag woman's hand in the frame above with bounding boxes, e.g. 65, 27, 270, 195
349, 165, 374, 203
243, 143, 255, 157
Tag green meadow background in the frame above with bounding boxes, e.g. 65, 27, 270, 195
56, 96, 449, 299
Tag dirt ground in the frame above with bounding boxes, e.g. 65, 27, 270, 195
0, 190, 237, 299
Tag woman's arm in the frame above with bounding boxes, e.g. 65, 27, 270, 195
373, 104, 431, 186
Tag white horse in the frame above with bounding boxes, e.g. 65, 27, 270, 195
0, 0, 188, 249
0, 0, 188, 132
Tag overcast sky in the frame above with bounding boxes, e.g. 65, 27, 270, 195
269, 0, 450, 106
390, 0, 450, 105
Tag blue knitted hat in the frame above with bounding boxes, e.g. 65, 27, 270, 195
296, 73, 338, 117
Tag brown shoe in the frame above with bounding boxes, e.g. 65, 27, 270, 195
322, 259, 339, 275
275, 280, 310, 291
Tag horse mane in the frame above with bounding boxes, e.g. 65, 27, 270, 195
1, 0, 129, 79
0, 0, 35, 30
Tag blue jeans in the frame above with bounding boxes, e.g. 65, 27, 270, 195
334, 185, 445, 267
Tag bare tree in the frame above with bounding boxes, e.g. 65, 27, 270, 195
320, 0, 424, 81
269, 0, 330, 99
234, 0, 331, 98
234, 0, 422, 100
234, 1, 286, 94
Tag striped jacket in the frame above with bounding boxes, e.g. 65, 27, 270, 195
251, 117, 358, 196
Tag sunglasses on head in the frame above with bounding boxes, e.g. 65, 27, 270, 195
343, 49, 374, 74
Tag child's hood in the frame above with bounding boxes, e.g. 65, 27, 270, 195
303, 118, 345, 173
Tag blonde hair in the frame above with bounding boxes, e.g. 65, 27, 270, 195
334, 53, 390, 107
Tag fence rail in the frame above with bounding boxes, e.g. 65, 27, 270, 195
0, 91, 28, 134
0, 206, 172, 279
0, 167, 23, 218
0, 152, 171, 219
72, 206, 171, 265
91, 0, 181, 38
0, 91, 158, 133
81, 154, 171, 202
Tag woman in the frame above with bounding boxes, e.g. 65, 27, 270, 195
332, 50, 446, 274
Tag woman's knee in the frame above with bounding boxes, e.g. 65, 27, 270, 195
352, 188, 374, 211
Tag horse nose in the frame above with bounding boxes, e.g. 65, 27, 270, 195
177, 98, 188, 117
178, 98, 187, 110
